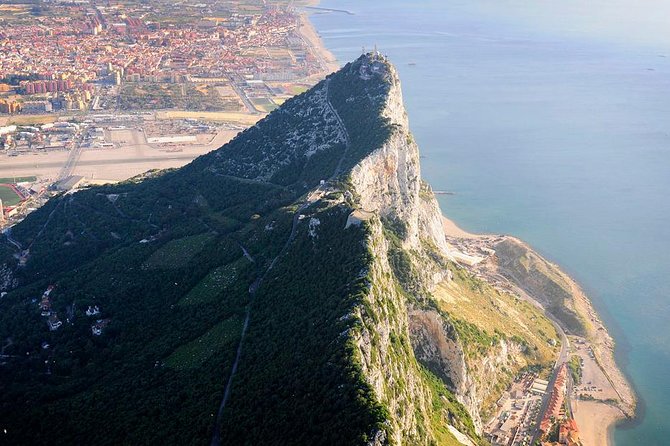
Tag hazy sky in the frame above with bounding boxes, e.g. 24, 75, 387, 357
451, 0, 670, 49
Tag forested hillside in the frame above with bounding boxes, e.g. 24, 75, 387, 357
0, 54, 483, 445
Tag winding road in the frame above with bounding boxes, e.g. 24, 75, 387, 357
2, 229, 22, 251
323, 78, 351, 177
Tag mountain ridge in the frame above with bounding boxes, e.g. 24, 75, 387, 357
0, 54, 561, 445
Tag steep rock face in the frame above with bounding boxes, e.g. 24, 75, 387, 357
409, 309, 466, 399
352, 219, 436, 444
408, 308, 530, 432
462, 339, 526, 419
0, 53, 552, 445
340, 59, 474, 438
349, 68, 449, 256
345, 55, 547, 434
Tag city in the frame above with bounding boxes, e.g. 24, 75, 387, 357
0, 0, 335, 228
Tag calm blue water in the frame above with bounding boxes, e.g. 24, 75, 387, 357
311, 1, 670, 444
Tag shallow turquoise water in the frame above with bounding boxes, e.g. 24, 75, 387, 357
312, 1, 670, 444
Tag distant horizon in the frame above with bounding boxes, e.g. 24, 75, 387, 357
405, 0, 670, 50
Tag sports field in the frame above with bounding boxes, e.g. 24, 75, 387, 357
0, 184, 23, 206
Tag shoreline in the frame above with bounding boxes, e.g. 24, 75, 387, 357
302, 4, 637, 444
297, 0, 341, 77
441, 214, 636, 446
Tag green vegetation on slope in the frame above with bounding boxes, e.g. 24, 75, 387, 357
494, 238, 587, 336
165, 316, 243, 369
568, 355, 582, 385
178, 258, 251, 306
435, 266, 559, 363
421, 366, 478, 444
143, 232, 216, 269
0, 147, 309, 445
433, 265, 559, 415
327, 58, 394, 174
218, 203, 391, 444
1, 55, 474, 445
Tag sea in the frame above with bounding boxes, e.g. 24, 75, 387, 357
310, 1, 670, 444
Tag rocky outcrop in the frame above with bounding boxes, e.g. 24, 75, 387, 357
345, 57, 468, 439
409, 310, 465, 389
0, 263, 17, 292
351, 219, 436, 444
349, 61, 450, 257
345, 55, 546, 437
408, 307, 529, 432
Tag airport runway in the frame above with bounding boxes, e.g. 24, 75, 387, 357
0, 129, 238, 182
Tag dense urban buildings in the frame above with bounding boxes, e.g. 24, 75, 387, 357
0, 0, 325, 115
0, 0, 334, 229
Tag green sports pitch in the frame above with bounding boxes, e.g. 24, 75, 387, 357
0, 184, 23, 206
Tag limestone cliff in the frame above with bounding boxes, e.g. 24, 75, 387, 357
351, 219, 436, 444
0, 53, 560, 445
409, 308, 532, 431
349, 63, 450, 257
343, 54, 558, 437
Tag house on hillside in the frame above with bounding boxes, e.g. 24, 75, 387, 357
85, 305, 100, 316
48, 314, 62, 331
40, 297, 52, 316
91, 319, 111, 336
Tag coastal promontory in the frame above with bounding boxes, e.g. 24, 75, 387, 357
0, 54, 633, 445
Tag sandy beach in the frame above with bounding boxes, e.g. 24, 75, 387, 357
442, 214, 481, 239
567, 278, 637, 413
299, 0, 341, 76
573, 400, 623, 446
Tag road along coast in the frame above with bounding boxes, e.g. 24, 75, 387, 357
298, 0, 341, 77
441, 215, 636, 446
